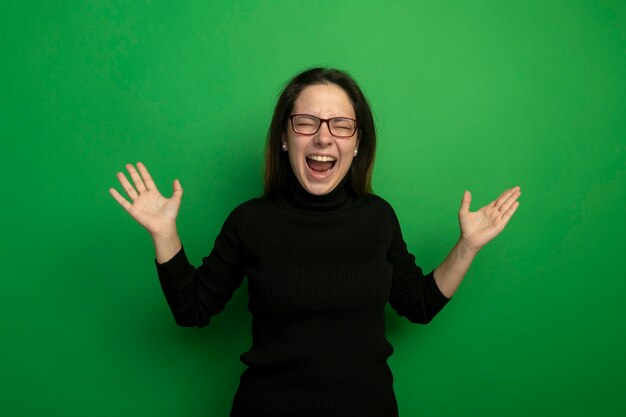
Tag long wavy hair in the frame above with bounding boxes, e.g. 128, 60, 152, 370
264, 68, 376, 195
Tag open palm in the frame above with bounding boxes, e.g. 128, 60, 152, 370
458, 186, 521, 251
109, 162, 183, 236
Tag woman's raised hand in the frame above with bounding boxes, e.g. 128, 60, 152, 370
458, 186, 521, 252
109, 162, 183, 237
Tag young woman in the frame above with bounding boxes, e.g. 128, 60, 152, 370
110, 68, 521, 417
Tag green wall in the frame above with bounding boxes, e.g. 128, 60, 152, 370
2, 1, 625, 416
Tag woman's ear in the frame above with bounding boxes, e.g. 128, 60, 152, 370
281, 133, 288, 151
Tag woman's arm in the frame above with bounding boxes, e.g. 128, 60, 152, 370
111, 162, 246, 327
433, 187, 521, 298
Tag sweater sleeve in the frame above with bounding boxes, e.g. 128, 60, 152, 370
154, 203, 248, 328
386, 204, 450, 324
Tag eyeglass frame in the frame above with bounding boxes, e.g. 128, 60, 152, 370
288, 114, 358, 138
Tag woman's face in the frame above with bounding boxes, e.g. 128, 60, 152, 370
282, 83, 359, 196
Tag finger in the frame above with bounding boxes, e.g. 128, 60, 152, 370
489, 188, 508, 208
126, 163, 147, 193
109, 187, 132, 211
136, 162, 158, 191
498, 189, 521, 215
501, 200, 520, 223
116, 171, 139, 200
492, 187, 513, 208
493, 186, 521, 210
460, 190, 471, 213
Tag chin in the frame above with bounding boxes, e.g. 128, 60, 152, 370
298, 174, 337, 195
297, 163, 344, 195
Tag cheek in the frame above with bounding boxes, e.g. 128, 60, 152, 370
286, 142, 305, 170
339, 142, 357, 163
285, 133, 301, 154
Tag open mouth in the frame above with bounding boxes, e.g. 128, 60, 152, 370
306, 155, 336, 174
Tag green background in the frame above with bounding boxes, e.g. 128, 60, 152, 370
2, 1, 625, 416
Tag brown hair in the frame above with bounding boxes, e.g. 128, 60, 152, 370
264, 67, 376, 195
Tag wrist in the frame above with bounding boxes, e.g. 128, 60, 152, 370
457, 235, 481, 256
151, 223, 179, 241
152, 225, 182, 264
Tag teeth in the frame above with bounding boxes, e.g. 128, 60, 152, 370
308, 155, 336, 162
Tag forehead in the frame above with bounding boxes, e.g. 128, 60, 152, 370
293, 83, 355, 118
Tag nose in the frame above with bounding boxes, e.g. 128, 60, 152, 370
314, 120, 333, 147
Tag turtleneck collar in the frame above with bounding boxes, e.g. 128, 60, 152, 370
279, 170, 354, 212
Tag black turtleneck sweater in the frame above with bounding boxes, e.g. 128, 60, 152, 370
155, 176, 451, 417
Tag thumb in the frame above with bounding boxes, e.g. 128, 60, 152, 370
172, 179, 183, 200
460, 190, 471, 213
